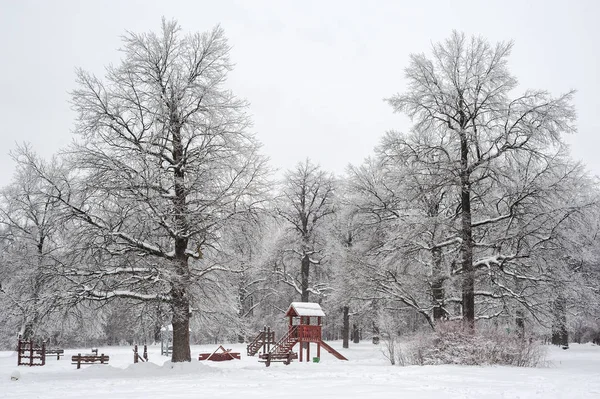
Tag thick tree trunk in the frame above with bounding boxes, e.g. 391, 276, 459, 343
301, 255, 310, 302
171, 285, 191, 362
342, 306, 349, 348
170, 122, 192, 362
170, 241, 191, 362
459, 129, 475, 326
171, 318, 191, 362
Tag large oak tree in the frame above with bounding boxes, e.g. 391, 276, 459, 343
33, 20, 268, 361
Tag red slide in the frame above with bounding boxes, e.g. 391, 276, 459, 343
319, 341, 348, 360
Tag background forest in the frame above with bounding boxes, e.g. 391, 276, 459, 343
1, 21, 599, 362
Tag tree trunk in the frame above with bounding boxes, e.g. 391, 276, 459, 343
23, 238, 45, 341
22, 322, 35, 341
551, 294, 568, 347
342, 306, 349, 348
516, 310, 525, 338
301, 254, 310, 302
353, 324, 360, 344
153, 303, 163, 343
170, 122, 192, 362
372, 320, 380, 344
431, 247, 446, 321
514, 278, 524, 338
459, 129, 475, 326
170, 244, 191, 362
154, 323, 161, 344
171, 286, 191, 362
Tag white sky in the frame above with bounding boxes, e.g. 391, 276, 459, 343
0, 0, 598, 187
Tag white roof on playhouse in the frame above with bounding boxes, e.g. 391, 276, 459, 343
285, 302, 326, 317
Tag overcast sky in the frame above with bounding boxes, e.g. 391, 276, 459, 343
0, 0, 598, 187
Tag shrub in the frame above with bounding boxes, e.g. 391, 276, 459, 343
389, 321, 547, 367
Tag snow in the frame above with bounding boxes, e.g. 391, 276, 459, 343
286, 302, 326, 317
1, 342, 600, 398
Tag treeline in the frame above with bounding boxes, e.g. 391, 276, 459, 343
1, 22, 599, 358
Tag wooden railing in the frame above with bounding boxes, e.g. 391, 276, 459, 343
295, 325, 321, 342
269, 326, 298, 355
247, 327, 276, 356
247, 331, 266, 356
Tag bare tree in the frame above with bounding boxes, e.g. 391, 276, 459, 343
275, 160, 335, 302
0, 145, 65, 340
387, 31, 577, 325
27, 20, 268, 361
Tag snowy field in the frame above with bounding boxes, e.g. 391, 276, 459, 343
2, 341, 600, 398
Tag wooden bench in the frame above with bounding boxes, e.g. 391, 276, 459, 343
71, 353, 109, 369
259, 351, 297, 367
37, 348, 64, 360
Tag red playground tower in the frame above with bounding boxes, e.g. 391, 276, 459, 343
251, 302, 347, 365
286, 302, 326, 362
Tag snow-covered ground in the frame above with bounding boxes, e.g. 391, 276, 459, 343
2, 341, 599, 398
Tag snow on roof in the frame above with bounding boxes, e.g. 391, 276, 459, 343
286, 302, 326, 317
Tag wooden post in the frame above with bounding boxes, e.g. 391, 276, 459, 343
101, 354, 105, 364
307, 342, 310, 362
77, 353, 81, 369
41, 341, 46, 366
29, 339, 33, 366
317, 342, 321, 359
143, 345, 148, 361
342, 306, 350, 349
17, 337, 22, 366
266, 327, 271, 353
134, 345, 138, 363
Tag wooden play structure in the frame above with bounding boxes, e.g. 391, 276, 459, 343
199, 345, 241, 361
247, 302, 347, 366
17, 335, 46, 366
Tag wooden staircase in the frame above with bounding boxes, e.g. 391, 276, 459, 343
246, 332, 264, 356
247, 327, 275, 356
259, 326, 299, 366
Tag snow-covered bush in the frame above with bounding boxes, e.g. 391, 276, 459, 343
397, 321, 546, 367
378, 309, 423, 365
